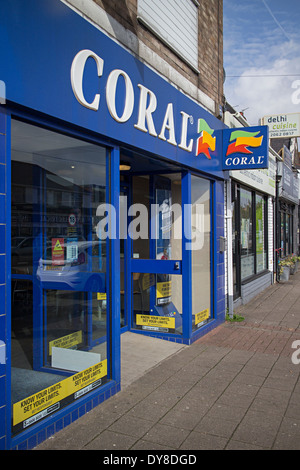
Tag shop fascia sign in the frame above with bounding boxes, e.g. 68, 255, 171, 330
196, 119, 269, 170
261, 113, 300, 139
71, 49, 268, 171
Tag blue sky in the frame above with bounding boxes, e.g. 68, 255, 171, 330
223, 0, 300, 125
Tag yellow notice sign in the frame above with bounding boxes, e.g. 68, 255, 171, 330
53, 239, 63, 252
97, 292, 107, 300
13, 360, 107, 427
136, 314, 175, 329
195, 309, 210, 325
49, 330, 82, 355
156, 281, 171, 299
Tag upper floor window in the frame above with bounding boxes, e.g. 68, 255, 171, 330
137, 0, 199, 72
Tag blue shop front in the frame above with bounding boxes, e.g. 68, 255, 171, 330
0, 0, 229, 449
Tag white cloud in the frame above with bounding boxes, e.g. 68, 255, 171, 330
223, 1, 300, 125
224, 38, 300, 125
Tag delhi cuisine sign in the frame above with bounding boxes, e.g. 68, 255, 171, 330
262, 113, 300, 139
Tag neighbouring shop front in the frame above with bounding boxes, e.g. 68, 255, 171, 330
0, 0, 230, 449
229, 149, 276, 305
276, 146, 299, 262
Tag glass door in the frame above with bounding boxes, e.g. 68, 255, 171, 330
120, 183, 130, 330
129, 173, 183, 336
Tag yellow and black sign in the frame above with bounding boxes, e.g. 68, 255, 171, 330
136, 314, 175, 330
195, 308, 210, 326
156, 281, 171, 299
13, 360, 107, 432
97, 292, 107, 301
49, 330, 83, 355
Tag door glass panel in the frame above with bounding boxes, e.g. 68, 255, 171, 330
120, 187, 128, 328
256, 194, 266, 273
131, 174, 182, 260
130, 173, 183, 335
131, 176, 150, 259
240, 188, 254, 280
155, 175, 182, 261
191, 176, 211, 331
11, 119, 109, 435
132, 272, 182, 334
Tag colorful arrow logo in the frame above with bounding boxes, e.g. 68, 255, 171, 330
226, 130, 263, 156
196, 119, 216, 159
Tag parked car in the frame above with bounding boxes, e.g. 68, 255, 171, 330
36, 238, 106, 293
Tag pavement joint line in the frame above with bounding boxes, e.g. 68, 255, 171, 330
83, 344, 240, 449
81, 343, 217, 449
227, 323, 300, 333
132, 343, 264, 450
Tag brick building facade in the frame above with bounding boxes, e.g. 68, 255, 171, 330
64, 0, 224, 115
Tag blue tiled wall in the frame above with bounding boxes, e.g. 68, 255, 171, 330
0, 108, 6, 450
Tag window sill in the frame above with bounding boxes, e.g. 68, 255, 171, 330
241, 269, 271, 285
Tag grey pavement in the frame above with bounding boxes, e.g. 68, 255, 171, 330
36, 271, 300, 450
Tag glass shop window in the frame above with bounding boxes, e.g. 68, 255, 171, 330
191, 176, 211, 331
11, 119, 109, 435
255, 193, 267, 273
240, 188, 254, 280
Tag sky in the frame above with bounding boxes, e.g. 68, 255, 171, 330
223, 0, 300, 126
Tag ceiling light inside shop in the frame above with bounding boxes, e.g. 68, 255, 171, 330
119, 162, 131, 171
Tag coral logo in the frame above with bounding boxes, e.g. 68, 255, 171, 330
196, 119, 216, 159
226, 129, 263, 156
223, 125, 268, 170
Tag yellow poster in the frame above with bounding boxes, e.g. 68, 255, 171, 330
97, 292, 107, 300
13, 360, 107, 427
195, 308, 210, 325
136, 314, 175, 329
49, 330, 82, 355
156, 281, 171, 299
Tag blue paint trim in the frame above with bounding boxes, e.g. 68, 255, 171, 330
181, 171, 192, 341
191, 316, 224, 343
4, 110, 11, 451
131, 328, 188, 344
131, 258, 182, 274
109, 147, 121, 385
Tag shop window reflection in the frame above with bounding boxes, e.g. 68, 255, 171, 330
11, 119, 109, 435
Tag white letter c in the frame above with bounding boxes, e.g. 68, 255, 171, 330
71, 49, 103, 111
